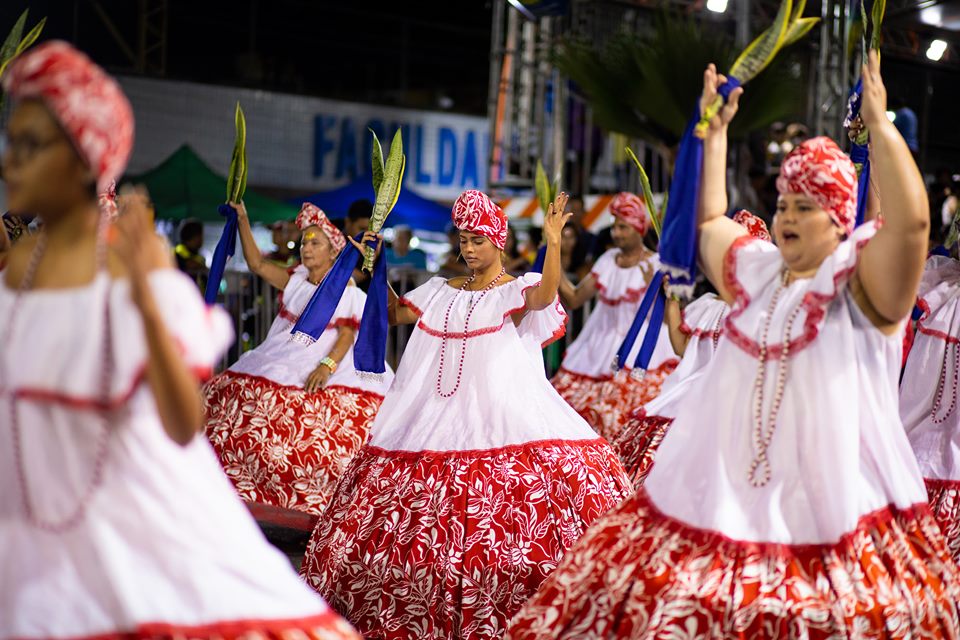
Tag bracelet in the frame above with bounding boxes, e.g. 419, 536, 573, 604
319, 357, 338, 373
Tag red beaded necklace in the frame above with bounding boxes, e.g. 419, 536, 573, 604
435, 268, 506, 398
4, 219, 115, 532
747, 270, 804, 488
711, 307, 727, 351
930, 344, 959, 424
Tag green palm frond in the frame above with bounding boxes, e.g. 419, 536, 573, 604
553, 10, 806, 151
0, 9, 45, 113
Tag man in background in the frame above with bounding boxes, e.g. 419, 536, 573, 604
385, 224, 427, 270
175, 218, 208, 290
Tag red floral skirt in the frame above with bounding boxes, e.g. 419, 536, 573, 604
300, 438, 632, 640
551, 362, 677, 442
506, 489, 960, 639
18, 612, 360, 640
203, 371, 383, 515
611, 413, 673, 490
928, 478, 960, 565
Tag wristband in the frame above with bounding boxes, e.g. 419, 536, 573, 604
319, 357, 338, 373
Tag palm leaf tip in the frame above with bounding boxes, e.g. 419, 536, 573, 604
226, 102, 248, 202
370, 129, 385, 194
364, 128, 405, 271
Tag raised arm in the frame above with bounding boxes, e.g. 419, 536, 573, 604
558, 271, 597, 310
112, 188, 203, 446
696, 64, 747, 304
664, 296, 690, 357
855, 50, 929, 325
233, 201, 290, 290
525, 192, 573, 311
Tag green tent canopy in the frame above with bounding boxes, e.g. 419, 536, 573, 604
124, 145, 299, 223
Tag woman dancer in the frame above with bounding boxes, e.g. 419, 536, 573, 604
300, 189, 631, 640
551, 192, 677, 441
203, 201, 392, 514
613, 210, 770, 488
508, 52, 960, 637
901, 236, 960, 562
0, 41, 357, 639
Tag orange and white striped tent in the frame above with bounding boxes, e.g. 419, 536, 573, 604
497, 194, 660, 232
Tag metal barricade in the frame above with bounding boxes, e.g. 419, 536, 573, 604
212, 267, 594, 378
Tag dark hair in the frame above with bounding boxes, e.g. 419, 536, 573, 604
563, 225, 589, 273
347, 199, 373, 221
179, 218, 204, 244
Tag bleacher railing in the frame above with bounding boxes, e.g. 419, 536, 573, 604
213, 268, 594, 378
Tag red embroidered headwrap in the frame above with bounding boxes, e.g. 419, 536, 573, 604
451, 189, 508, 250
609, 192, 650, 236
776, 136, 857, 235
296, 203, 346, 255
732, 210, 771, 242
3, 41, 134, 194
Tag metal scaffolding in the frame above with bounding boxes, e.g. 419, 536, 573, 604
811, 0, 852, 141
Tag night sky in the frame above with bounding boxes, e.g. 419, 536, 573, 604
1, 0, 494, 115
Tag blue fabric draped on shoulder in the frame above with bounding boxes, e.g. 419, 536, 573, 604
291, 234, 389, 378
614, 79, 739, 373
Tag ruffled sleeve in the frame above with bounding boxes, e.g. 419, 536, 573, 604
679, 293, 727, 338
590, 248, 653, 304
916, 255, 960, 344
513, 273, 568, 348
722, 235, 783, 310
398, 277, 447, 317
146, 269, 234, 379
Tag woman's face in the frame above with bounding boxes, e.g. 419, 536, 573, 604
772, 193, 844, 274
300, 226, 334, 270
610, 218, 641, 251
459, 230, 501, 272
2, 100, 94, 218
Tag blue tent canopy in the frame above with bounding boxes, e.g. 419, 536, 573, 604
293, 177, 452, 233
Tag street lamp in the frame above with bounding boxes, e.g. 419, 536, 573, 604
707, 0, 729, 13
926, 39, 947, 61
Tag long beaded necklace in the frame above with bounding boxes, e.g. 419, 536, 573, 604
930, 343, 960, 424
711, 308, 727, 351
4, 219, 115, 532
436, 268, 506, 398
747, 270, 805, 488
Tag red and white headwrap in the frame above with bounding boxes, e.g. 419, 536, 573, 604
297, 203, 346, 255
609, 192, 650, 236
451, 189, 508, 250
776, 136, 857, 235
3, 41, 134, 194
732, 210, 771, 242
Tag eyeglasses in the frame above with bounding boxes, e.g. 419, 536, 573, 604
2, 133, 67, 165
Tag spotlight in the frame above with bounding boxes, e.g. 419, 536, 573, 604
707, 0, 728, 12
926, 39, 947, 61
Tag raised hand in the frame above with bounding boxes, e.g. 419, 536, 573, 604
542, 191, 572, 246
347, 231, 383, 258
111, 185, 169, 287
860, 50, 889, 130
230, 200, 248, 219
699, 63, 744, 134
